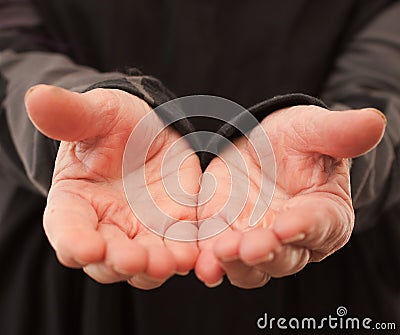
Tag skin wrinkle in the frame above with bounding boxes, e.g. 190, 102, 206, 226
96, 192, 129, 230
177, 153, 201, 196
290, 117, 314, 149
139, 124, 167, 166
307, 196, 352, 260
274, 154, 305, 196
253, 229, 311, 278
145, 145, 194, 187
75, 142, 122, 178
85, 89, 123, 138
54, 177, 138, 238
47, 187, 96, 226
56, 143, 109, 183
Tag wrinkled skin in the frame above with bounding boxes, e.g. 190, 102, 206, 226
26, 85, 201, 289
25, 85, 385, 289
195, 106, 385, 287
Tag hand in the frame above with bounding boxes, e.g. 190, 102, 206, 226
195, 105, 386, 288
25, 85, 201, 289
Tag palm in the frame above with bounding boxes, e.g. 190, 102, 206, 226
26, 85, 200, 289
196, 106, 385, 288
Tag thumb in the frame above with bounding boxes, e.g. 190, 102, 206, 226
267, 106, 387, 158
24, 84, 149, 142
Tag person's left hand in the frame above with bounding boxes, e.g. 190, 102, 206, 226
195, 105, 386, 288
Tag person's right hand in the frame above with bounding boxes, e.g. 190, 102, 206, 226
25, 85, 201, 289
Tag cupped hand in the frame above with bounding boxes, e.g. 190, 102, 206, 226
26, 87, 386, 290
195, 105, 386, 288
25, 85, 201, 289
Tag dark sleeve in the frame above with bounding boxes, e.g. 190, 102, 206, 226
198, 94, 327, 171
320, 1, 400, 232
0, 0, 177, 196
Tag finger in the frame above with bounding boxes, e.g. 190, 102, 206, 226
253, 244, 310, 278
213, 230, 241, 262
238, 227, 281, 265
128, 273, 169, 290
24, 84, 149, 142
214, 230, 271, 288
127, 235, 177, 289
197, 157, 231, 222
220, 259, 270, 289
44, 186, 105, 268
265, 106, 386, 158
83, 264, 130, 284
271, 194, 353, 261
223, 227, 308, 282
83, 224, 148, 283
134, 234, 176, 279
164, 239, 198, 274
107, 232, 148, 276
238, 227, 310, 279
196, 238, 225, 287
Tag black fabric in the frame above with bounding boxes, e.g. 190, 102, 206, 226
200, 94, 328, 169
32, 0, 394, 107
248, 94, 328, 122
85, 78, 149, 103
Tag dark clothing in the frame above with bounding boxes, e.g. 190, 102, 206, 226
1, 1, 400, 334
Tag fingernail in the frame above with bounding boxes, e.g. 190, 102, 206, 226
176, 270, 190, 276
245, 252, 275, 266
219, 255, 239, 262
205, 277, 223, 288
281, 233, 306, 244
361, 108, 387, 124
24, 86, 37, 101
265, 252, 275, 262
114, 266, 133, 276
74, 257, 88, 267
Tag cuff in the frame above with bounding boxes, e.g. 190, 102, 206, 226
84, 75, 198, 141
199, 93, 327, 169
